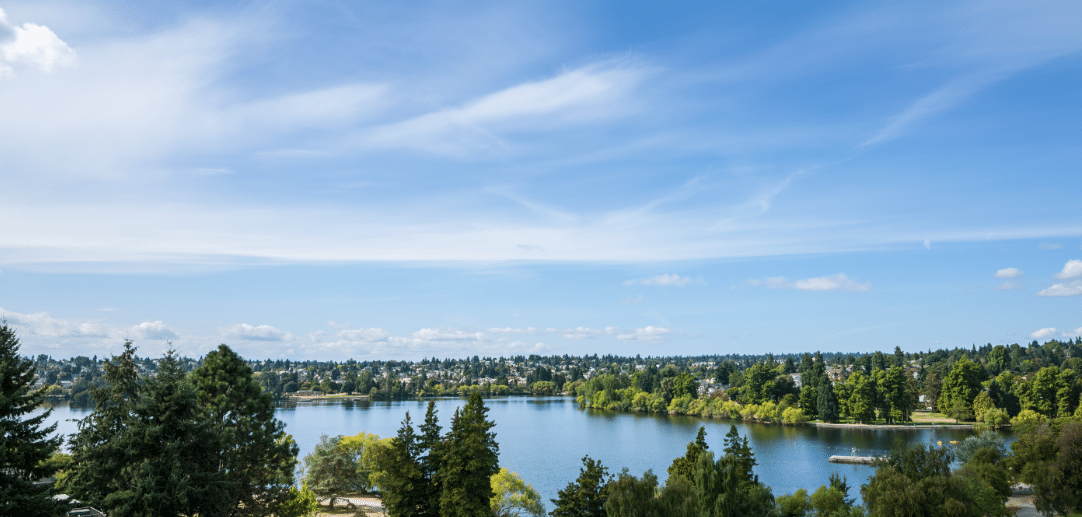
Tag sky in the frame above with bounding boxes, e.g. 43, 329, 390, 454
1, 0, 1080, 361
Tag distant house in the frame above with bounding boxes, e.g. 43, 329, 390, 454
789, 373, 802, 388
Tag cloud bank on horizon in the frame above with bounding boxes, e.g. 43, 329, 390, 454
0, 0, 1079, 360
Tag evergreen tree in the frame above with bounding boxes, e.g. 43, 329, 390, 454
0, 323, 66, 517
114, 350, 214, 517
550, 456, 610, 517
188, 344, 299, 517
722, 425, 757, 484
64, 341, 142, 511
440, 392, 499, 517
382, 413, 426, 517
817, 380, 839, 423
418, 401, 443, 517
667, 427, 708, 483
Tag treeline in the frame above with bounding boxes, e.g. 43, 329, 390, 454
575, 342, 1082, 427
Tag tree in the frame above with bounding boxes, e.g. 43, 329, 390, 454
668, 427, 709, 483
938, 357, 984, 421
304, 434, 363, 508
817, 380, 839, 423
550, 455, 610, 517
189, 344, 299, 517
418, 401, 443, 516
1011, 421, 1082, 515
490, 468, 543, 517
110, 350, 215, 517
604, 469, 662, 517
862, 442, 1002, 517
340, 431, 391, 494
0, 322, 66, 517
63, 341, 142, 512
440, 392, 500, 517
380, 413, 425, 517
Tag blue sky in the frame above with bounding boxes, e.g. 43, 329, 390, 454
1, 0, 1080, 361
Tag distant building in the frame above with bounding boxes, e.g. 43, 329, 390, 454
790, 373, 802, 388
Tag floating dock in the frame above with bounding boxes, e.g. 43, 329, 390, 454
828, 455, 877, 465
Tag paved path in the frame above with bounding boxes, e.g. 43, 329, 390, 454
318, 496, 385, 514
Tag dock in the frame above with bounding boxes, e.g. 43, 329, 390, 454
828, 455, 877, 465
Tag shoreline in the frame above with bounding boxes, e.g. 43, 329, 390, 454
812, 422, 976, 430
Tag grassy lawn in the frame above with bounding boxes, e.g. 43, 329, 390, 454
909, 411, 959, 424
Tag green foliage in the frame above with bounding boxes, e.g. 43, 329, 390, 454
775, 489, 810, 517
304, 434, 364, 508
279, 482, 321, 517
0, 323, 66, 517
491, 468, 544, 517
64, 343, 299, 517
938, 357, 984, 421
340, 431, 392, 494
817, 381, 839, 423
190, 344, 299, 516
603, 469, 662, 517
1010, 409, 1047, 432
551, 456, 611, 517
440, 392, 500, 517
668, 427, 709, 483
1010, 421, 1082, 515
954, 431, 1007, 465
862, 442, 1002, 517
380, 412, 427, 517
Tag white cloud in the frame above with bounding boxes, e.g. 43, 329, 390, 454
1030, 327, 1057, 339
752, 273, 871, 292
562, 327, 604, 340
130, 321, 179, 341
412, 328, 486, 342
1039, 242, 1062, 250
487, 327, 554, 336
625, 274, 692, 287
605, 326, 670, 344
1054, 259, 1082, 279
620, 295, 645, 304
219, 323, 292, 342
1063, 327, 1082, 338
1037, 280, 1082, 297
0, 8, 75, 77
994, 267, 1023, 278
2, 308, 114, 339
995, 282, 1023, 291
363, 60, 648, 156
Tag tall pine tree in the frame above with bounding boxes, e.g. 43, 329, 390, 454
0, 323, 66, 517
63, 341, 142, 511
381, 413, 426, 517
440, 392, 499, 517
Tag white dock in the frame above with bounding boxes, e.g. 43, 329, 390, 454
828, 455, 877, 465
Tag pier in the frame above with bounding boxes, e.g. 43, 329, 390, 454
828, 455, 877, 465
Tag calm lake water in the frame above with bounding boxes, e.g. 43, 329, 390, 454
41, 396, 994, 508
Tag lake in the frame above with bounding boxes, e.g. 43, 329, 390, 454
41, 396, 991, 508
